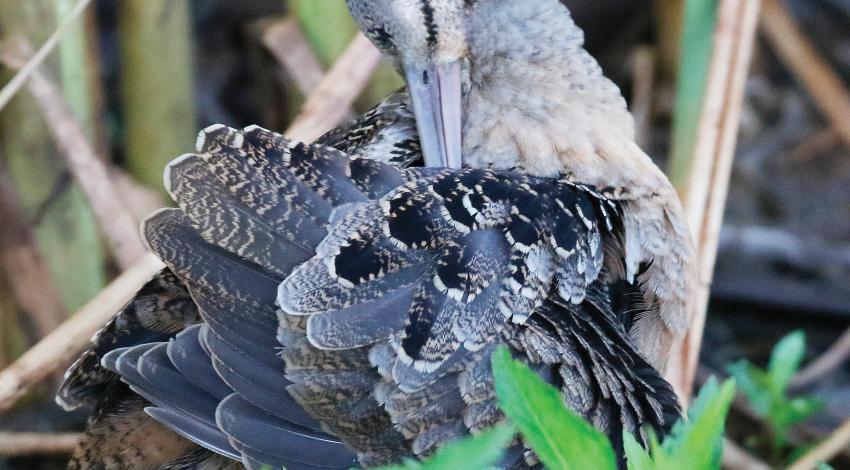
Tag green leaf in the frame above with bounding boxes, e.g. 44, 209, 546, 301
788, 397, 822, 423
374, 424, 516, 470
727, 332, 820, 460
768, 331, 806, 397
727, 360, 771, 415
654, 377, 736, 470
623, 431, 654, 470
491, 346, 618, 470
817, 463, 836, 470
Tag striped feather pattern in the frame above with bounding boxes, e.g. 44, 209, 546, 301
61, 94, 679, 470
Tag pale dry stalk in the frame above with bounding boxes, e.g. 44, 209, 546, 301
665, 0, 762, 400
0, 31, 381, 411
285, 33, 382, 142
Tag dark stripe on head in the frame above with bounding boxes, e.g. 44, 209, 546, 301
420, 0, 439, 48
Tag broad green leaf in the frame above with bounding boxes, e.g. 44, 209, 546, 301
768, 331, 806, 397
655, 377, 736, 470
375, 424, 516, 470
491, 346, 617, 470
623, 431, 653, 470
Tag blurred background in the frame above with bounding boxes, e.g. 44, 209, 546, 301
0, 0, 848, 468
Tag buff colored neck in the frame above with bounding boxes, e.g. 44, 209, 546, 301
460, 0, 670, 196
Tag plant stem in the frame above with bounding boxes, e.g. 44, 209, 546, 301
667, 0, 720, 188
0, 0, 105, 312
655, 0, 687, 80
118, 0, 196, 192
287, 0, 357, 67
664, 0, 762, 401
286, 0, 403, 111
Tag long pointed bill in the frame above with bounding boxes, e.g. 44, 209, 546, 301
404, 61, 462, 169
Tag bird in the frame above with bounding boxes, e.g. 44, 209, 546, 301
58, 0, 696, 469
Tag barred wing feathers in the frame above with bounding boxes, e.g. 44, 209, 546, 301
63, 119, 678, 469
279, 166, 679, 460
59, 93, 418, 414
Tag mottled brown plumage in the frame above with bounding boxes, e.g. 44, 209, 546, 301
69, 385, 195, 470
61, 1, 694, 469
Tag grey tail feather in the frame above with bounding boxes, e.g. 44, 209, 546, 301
216, 393, 357, 470
102, 332, 351, 467
167, 324, 233, 401
67, 123, 413, 468
146, 407, 241, 461
58, 269, 200, 410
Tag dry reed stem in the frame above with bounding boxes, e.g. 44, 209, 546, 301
761, 0, 850, 151
0, 0, 94, 113
665, 0, 762, 400
0, 254, 164, 412
0, 432, 80, 456
0, 168, 66, 339
285, 33, 382, 142
0, 42, 146, 270
791, 327, 850, 391
0, 31, 380, 411
783, 128, 839, 164
786, 417, 850, 470
262, 17, 327, 97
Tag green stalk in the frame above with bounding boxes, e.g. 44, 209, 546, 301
0, 0, 105, 313
119, 0, 196, 192
286, 0, 403, 110
287, 0, 358, 67
667, 0, 720, 189
55, 0, 95, 137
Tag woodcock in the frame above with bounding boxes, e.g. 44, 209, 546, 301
58, 0, 696, 468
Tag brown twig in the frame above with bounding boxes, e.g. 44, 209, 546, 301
0, 0, 94, 113
0, 432, 80, 456
285, 32, 382, 142
261, 17, 327, 97
723, 437, 772, 470
790, 327, 850, 391
0, 40, 147, 270
665, 0, 762, 401
760, 0, 850, 151
786, 418, 850, 470
0, 254, 164, 413
782, 128, 839, 164
0, 166, 67, 340
0, 30, 380, 411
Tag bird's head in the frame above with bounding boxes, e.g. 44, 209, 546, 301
347, 0, 468, 169
349, 0, 660, 190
